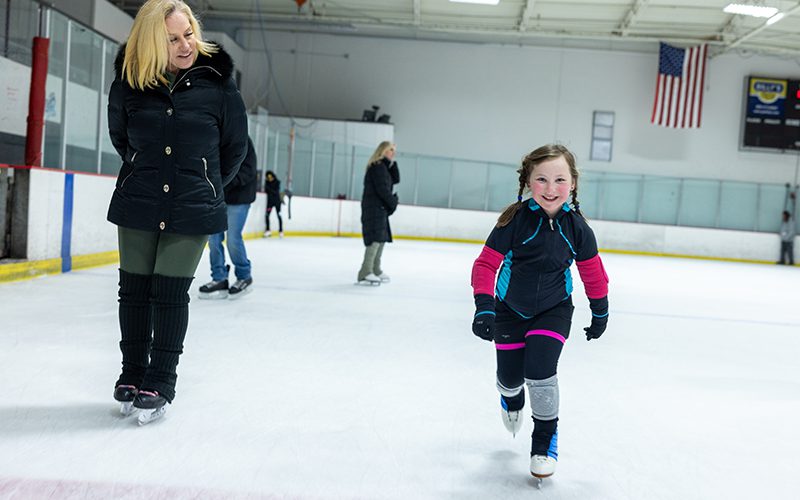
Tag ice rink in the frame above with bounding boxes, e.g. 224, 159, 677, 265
0, 236, 798, 499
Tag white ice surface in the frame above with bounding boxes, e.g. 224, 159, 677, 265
0, 237, 798, 499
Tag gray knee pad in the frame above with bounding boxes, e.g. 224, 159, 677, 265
496, 379, 524, 398
526, 375, 559, 420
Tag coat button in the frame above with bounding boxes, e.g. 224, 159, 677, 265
163, 184, 169, 192
165, 146, 172, 155
159, 221, 166, 230
186, 81, 191, 87
166, 108, 173, 116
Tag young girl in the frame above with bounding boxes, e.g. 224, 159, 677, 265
470, 144, 609, 479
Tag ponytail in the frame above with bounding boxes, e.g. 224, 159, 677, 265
570, 190, 585, 219
496, 185, 525, 228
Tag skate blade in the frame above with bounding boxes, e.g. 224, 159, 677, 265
198, 291, 229, 300
137, 406, 167, 426
228, 288, 253, 300
354, 280, 381, 286
119, 401, 136, 416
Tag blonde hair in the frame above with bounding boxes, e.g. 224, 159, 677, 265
496, 144, 582, 228
123, 0, 218, 90
366, 141, 395, 168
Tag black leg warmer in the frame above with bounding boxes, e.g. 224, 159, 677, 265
531, 417, 559, 457
140, 274, 194, 403
116, 270, 153, 388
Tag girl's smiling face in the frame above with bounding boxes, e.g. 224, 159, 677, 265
527, 156, 575, 218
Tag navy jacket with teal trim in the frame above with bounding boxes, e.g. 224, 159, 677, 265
479, 200, 601, 318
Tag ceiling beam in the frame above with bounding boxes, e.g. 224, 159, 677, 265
519, 0, 536, 31
519, 0, 535, 32
617, 0, 648, 37
724, 2, 800, 52
413, 0, 421, 26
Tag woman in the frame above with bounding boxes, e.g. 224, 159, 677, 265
263, 170, 283, 238
106, 0, 248, 424
357, 141, 399, 285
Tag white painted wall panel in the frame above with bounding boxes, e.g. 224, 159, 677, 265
27, 168, 65, 261
238, 32, 800, 186
70, 173, 115, 256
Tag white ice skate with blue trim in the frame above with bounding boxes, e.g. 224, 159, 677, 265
500, 398, 523, 437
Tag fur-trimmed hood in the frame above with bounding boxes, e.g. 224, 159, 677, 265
113, 41, 235, 82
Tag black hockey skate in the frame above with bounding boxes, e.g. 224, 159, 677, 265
114, 384, 138, 416
133, 390, 168, 425
198, 279, 229, 299
229, 277, 253, 299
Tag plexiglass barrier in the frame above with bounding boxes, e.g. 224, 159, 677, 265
266, 129, 799, 235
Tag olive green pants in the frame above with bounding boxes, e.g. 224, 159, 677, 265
118, 226, 207, 277
358, 242, 385, 281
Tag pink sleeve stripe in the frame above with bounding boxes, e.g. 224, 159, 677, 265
525, 329, 566, 344
576, 254, 609, 299
471, 245, 504, 296
496, 342, 526, 351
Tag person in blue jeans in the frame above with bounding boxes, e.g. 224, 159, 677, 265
199, 138, 257, 299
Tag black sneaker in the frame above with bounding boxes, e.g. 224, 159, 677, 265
229, 277, 253, 299
198, 279, 229, 299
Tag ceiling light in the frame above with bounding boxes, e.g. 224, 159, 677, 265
449, 0, 501, 5
766, 12, 785, 25
723, 3, 779, 18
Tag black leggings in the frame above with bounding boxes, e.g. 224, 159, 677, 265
494, 299, 573, 390
266, 205, 283, 232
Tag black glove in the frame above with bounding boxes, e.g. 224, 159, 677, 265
584, 296, 609, 341
472, 294, 495, 341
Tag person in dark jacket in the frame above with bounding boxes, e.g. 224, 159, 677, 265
263, 170, 283, 237
470, 144, 610, 480
357, 141, 399, 285
199, 138, 257, 299
106, 0, 248, 423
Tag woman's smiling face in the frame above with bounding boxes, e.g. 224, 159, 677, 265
165, 11, 196, 72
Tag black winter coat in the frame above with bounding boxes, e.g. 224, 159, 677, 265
264, 172, 281, 208
106, 44, 248, 235
361, 158, 398, 246
225, 138, 257, 205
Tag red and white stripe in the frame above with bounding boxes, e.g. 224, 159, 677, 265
651, 44, 707, 128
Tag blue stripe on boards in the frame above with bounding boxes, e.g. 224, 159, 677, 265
61, 173, 74, 273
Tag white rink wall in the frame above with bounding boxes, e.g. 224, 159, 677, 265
19, 167, 791, 263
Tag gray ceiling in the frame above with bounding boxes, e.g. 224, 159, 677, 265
106, 1, 800, 57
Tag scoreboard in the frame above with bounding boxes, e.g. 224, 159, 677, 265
742, 76, 800, 151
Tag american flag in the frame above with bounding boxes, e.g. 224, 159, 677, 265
651, 42, 708, 128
